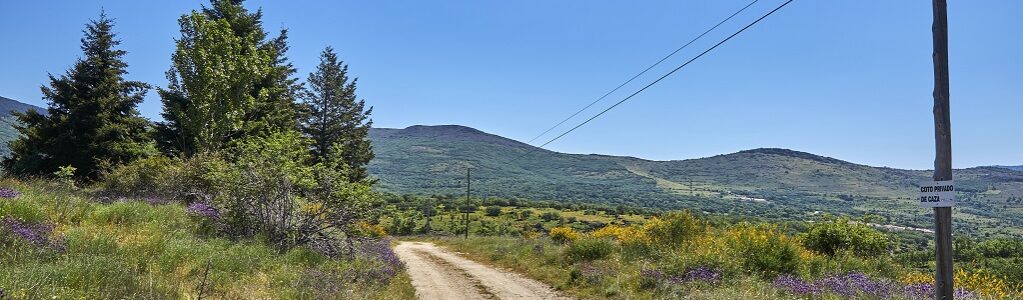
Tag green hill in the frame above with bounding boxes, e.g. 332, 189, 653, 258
368, 125, 1023, 237
0, 96, 45, 157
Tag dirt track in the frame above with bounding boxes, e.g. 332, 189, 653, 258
394, 241, 570, 300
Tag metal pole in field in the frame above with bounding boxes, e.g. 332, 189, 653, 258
931, 0, 954, 298
465, 167, 471, 239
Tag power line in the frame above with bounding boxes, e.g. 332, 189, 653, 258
535, 0, 796, 150
523, 0, 761, 145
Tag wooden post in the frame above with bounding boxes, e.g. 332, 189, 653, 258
931, 0, 954, 299
465, 168, 471, 239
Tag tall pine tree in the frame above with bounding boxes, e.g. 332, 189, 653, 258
301, 47, 373, 182
157, 0, 300, 156
3, 12, 152, 180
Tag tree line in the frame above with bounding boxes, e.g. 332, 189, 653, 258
4, 0, 372, 184
2, 0, 378, 255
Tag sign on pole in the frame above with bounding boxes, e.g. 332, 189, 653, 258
919, 180, 954, 208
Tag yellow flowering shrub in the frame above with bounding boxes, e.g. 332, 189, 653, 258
355, 221, 387, 238
956, 269, 1013, 299
724, 224, 801, 276
593, 225, 646, 244
549, 226, 580, 244
900, 269, 1023, 299
898, 271, 932, 285
643, 210, 706, 249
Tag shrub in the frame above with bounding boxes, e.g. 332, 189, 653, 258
202, 132, 379, 256
565, 237, 613, 262
484, 205, 502, 217
540, 211, 560, 222
644, 210, 706, 249
549, 226, 580, 244
802, 218, 889, 257
726, 224, 801, 277
101, 156, 175, 197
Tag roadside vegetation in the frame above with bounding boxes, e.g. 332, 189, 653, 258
383, 194, 1023, 299
0, 179, 414, 299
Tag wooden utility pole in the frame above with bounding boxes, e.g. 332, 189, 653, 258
465, 168, 471, 239
931, 0, 954, 299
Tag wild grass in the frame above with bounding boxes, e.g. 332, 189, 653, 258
430, 211, 1023, 300
0, 179, 414, 299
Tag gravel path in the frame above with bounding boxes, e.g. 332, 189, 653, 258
394, 241, 570, 300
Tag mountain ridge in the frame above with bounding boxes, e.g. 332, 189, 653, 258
367, 125, 1023, 237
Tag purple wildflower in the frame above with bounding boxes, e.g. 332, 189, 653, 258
640, 268, 665, 281
814, 272, 896, 299
903, 282, 933, 300
954, 288, 977, 299
357, 238, 405, 284
186, 202, 221, 219
0, 187, 20, 199
1, 217, 64, 252
2, 217, 51, 246
773, 274, 821, 296
684, 267, 723, 284
903, 283, 975, 300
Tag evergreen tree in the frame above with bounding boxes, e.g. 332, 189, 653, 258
157, 0, 300, 156
300, 47, 374, 182
3, 12, 152, 180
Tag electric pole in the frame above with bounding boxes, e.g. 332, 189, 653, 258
931, 0, 954, 299
465, 167, 471, 239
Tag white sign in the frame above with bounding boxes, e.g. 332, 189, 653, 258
919, 180, 955, 208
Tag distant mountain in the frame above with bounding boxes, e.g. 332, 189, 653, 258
0, 96, 44, 115
0, 96, 45, 157
368, 125, 1023, 237
998, 165, 1023, 172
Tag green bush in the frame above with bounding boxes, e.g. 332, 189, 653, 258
484, 205, 502, 217
204, 132, 378, 254
565, 237, 614, 262
802, 218, 889, 257
101, 156, 175, 197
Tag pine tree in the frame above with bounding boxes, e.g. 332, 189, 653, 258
301, 47, 374, 182
3, 12, 152, 180
157, 0, 300, 156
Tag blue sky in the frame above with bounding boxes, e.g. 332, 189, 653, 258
1, 1, 1019, 169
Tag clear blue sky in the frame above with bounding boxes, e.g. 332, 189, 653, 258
1, 1, 1020, 169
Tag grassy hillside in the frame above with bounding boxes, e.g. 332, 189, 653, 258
0, 96, 45, 157
368, 125, 1023, 237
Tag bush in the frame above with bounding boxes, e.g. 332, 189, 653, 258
726, 224, 801, 277
202, 132, 378, 256
101, 156, 175, 198
540, 211, 560, 222
565, 237, 614, 262
802, 218, 889, 257
644, 210, 706, 249
484, 206, 502, 217
549, 226, 580, 244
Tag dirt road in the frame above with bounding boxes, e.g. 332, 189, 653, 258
394, 241, 570, 300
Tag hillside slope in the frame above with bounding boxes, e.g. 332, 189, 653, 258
0, 96, 45, 157
368, 125, 1023, 237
